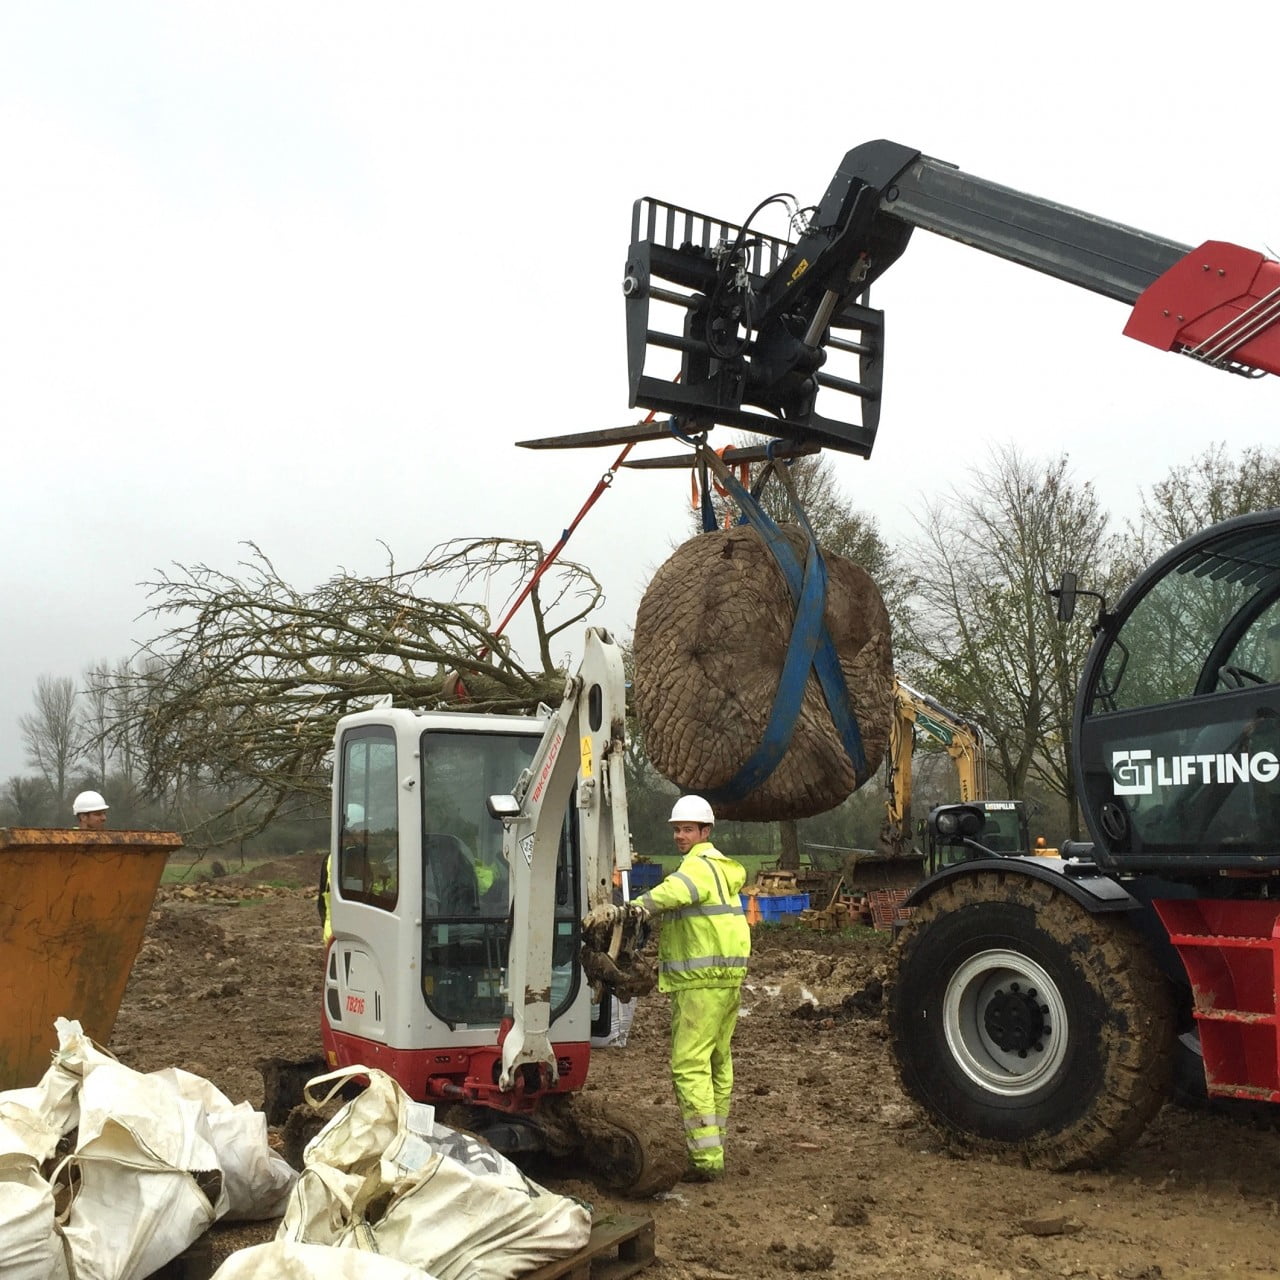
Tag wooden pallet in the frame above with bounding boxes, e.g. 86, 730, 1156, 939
522, 1214, 655, 1280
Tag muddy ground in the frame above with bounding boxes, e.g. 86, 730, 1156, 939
109, 854, 1280, 1279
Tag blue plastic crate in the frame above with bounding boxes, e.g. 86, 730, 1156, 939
741, 892, 810, 922
626, 862, 665, 891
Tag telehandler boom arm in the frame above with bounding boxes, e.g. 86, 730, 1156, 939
622, 140, 1280, 457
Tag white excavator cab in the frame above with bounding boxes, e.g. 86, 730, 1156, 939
321, 707, 591, 1105
319, 627, 635, 1138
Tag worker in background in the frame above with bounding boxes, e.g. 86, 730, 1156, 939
627, 795, 750, 1182
472, 855, 499, 901
320, 801, 367, 941
318, 869, 332, 941
73, 790, 109, 831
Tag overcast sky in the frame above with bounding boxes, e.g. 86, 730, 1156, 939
4, 2, 1279, 788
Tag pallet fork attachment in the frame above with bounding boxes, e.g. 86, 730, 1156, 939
547, 141, 1280, 463
622, 195, 890, 457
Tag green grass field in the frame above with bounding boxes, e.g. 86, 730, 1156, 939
160, 850, 299, 884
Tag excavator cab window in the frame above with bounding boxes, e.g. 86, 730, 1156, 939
338, 726, 399, 911
976, 802, 1030, 855
418, 729, 579, 1028
1078, 514, 1280, 868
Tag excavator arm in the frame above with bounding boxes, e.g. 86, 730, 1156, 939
623, 140, 1280, 457
486, 627, 632, 1092
881, 678, 989, 853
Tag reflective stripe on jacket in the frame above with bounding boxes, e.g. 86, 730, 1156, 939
636, 841, 750, 992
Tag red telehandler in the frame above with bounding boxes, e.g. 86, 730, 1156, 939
532, 139, 1280, 1169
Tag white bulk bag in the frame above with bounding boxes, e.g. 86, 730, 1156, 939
150, 1068, 296, 1220
281, 1162, 369, 1245
55, 1057, 228, 1280
278, 1067, 590, 1279
0, 1019, 300, 1280
214, 1239, 439, 1280
373, 1151, 594, 1280
0, 1015, 117, 1165
0, 1158, 71, 1280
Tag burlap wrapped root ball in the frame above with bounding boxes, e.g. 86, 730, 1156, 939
633, 524, 894, 822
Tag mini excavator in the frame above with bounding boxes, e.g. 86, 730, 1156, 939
317, 627, 682, 1196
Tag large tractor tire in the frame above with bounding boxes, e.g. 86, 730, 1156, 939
887, 870, 1174, 1170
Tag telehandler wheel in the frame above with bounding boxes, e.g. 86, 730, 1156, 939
887, 870, 1174, 1170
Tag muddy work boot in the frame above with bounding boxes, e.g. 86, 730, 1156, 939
680, 1164, 724, 1184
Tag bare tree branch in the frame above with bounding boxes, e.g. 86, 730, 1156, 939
900, 446, 1114, 835
97, 538, 603, 846
19, 675, 85, 807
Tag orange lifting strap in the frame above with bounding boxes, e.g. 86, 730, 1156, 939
486, 404, 668, 654
691, 447, 751, 530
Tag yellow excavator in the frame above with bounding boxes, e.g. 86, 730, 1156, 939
880, 679, 1056, 869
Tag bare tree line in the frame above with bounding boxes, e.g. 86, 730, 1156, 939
6, 443, 1280, 854
10, 662, 143, 827
3, 538, 600, 843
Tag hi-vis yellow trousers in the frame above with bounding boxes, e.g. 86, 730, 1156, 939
669, 985, 742, 1173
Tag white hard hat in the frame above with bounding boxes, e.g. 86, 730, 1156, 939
73, 790, 109, 815
669, 795, 715, 826
345, 802, 365, 825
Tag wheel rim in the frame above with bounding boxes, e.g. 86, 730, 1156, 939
941, 949, 1069, 1095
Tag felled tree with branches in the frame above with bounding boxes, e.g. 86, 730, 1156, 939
100, 537, 603, 844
